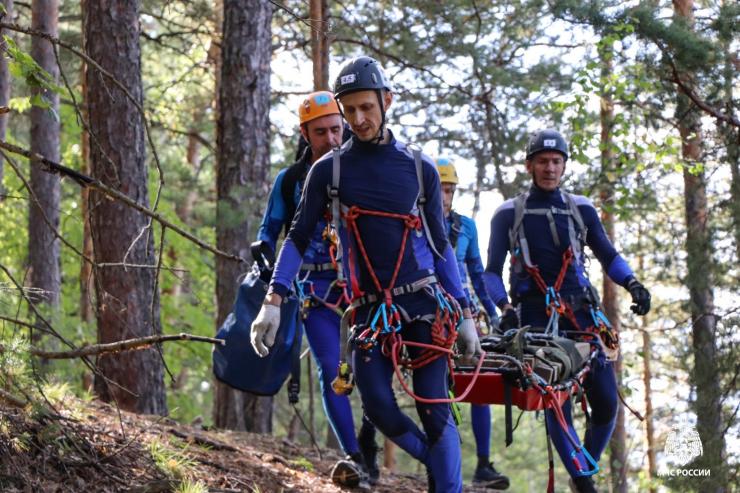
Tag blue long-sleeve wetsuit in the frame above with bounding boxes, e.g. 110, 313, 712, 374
258, 148, 371, 457
269, 131, 469, 493
483, 185, 634, 479
445, 212, 499, 461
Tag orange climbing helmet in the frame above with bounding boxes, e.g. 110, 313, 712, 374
298, 91, 341, 125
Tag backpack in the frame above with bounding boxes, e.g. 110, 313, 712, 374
212, 242, 303, 401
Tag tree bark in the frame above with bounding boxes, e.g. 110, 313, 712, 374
598, 40, 627, 493
310, 0, 330, 91
28, 0, 61, 318
673, 1, 726, 489
212, 0, 273, 432
79, 0, 94, 323
84, 0, 166, 415
639, 264, 657, 493
0, 0, 12, 197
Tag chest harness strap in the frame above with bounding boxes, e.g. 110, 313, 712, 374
327, 145, 485, 403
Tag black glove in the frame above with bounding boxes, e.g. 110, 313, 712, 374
626, 277, 651, 315
499, 308, 519, 332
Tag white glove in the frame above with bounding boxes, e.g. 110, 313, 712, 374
250, 304, 281, 358
457, 317, 483, 366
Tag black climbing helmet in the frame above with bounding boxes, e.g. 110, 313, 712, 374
525, 129, 569, 161
333, 56, 393, 98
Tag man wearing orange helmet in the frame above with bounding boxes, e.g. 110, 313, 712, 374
256, 91, 378, 488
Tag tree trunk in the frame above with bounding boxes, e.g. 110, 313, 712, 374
84, 0, 166, 415
28, 0, 61, 321
598, 39, 627, 493
719, 2, 740, 261
0, 0, 12, 197
310, 0, 330, 91
673, 1, 725, 489
638, 244, 657, 493
212, 0, 273, 432
79, 0, 94, 323
384, 437, 396, 472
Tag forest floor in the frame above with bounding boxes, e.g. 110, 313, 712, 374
0, 397, 499, 492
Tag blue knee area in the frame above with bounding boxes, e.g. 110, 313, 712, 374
545, 399, 596, 478
470, 404, 491, 458
585, 359, 618, 425
425, 416, 463, 493
583, 360, 618, 460
304, 307, 359, 455
352, 341, 416, 438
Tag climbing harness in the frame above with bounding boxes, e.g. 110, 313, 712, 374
326, 143, 485, 403
508, 190, 620, 358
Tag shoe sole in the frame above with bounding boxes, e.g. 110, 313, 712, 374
472, 478, 510, 490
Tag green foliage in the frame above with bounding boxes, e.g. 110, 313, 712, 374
148, 437, 199, 480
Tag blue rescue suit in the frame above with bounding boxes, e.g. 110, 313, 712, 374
270, 132, 469, 492
483, 185, 634, 479
258, 149, 368, 457
445, 212, 499, 460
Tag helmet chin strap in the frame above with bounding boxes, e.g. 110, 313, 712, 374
370, 89, 386, 145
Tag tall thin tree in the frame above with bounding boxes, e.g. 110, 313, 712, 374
597, 40, 627, 493
0, 0, 11, 196
84, 0, 166, 415
213, 0, 273, 432
673, 1, 726, 489
28, 0, 60, 322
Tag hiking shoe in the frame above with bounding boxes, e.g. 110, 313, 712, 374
569, 475, 598, 493
472, 462, 510, 490
330, 456, 370, 491
358, 436, 380, 484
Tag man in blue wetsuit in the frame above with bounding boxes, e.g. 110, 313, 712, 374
436, 158, 509, 490
251, 56, 482, 493
255, 91, 378, 487
483, 129, 651, 493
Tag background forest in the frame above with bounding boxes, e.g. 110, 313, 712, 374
0, 1, 737, 492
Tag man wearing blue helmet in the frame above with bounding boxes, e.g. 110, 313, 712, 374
484, 129, 651, 493
251, 56, 481, 492
436, 157, 509, 490
255, 91, 378, 488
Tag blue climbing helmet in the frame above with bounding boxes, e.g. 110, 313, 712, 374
333, 56, 393, 144
525, 129, 569, 161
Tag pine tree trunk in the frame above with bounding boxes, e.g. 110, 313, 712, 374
310, 0, 330, 91
639, 251, 657, 493
598, 40, 627, 493
84, 0, 166, 415
212, 0, 273, 432
384, 437, 396, 472
79, 0, 94, 323
28, 0, 61, 320
673, 1, 726, 489
0, 0, 11, 196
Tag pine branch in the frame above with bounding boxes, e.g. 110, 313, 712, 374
0, 333, 224, 360
0, 140, 247, 265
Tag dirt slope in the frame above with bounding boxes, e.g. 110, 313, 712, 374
0, 398, 459, 493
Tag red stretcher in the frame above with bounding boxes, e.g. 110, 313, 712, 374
453, 371, 570, 411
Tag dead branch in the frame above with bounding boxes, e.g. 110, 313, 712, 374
0, 333, 224, 360
0, 388, 27, 408
0, 140, 246, 264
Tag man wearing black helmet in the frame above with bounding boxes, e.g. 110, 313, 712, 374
484, 129, 651, 493
251, 56, 481, 492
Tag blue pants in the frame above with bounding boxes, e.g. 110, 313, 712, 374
303, 279, 362, 456
352, 314, 463, 493
520, 300, 618, 478
471, 404, 491, 458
